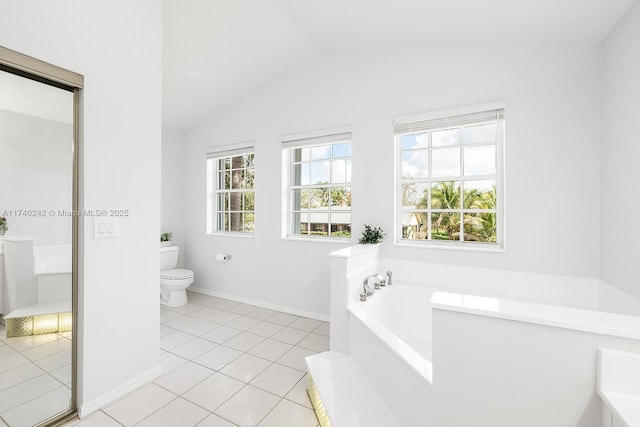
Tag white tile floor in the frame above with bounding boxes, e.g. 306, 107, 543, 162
60, 292, 326, 427
0, 324, 73, 426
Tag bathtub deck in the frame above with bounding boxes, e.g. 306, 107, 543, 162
305, 351, 402, 427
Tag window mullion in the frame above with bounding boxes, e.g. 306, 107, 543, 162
285, 139, 351, 239
209, 153, 255, 235
396, 106, 503, 246
427, 130, 433, 240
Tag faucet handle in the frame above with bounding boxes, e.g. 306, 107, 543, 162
363, 278, 374, 296
386, 271, 393, 285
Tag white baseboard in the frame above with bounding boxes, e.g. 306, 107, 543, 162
78, 364, 162, 418
189, 287, 329, 322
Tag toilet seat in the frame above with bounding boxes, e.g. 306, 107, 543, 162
160, 268, 194, 307
161, 269, 194, 280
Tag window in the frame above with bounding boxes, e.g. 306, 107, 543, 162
395, 107, 504, 247
283, 131, 352, 239
206, 144, 255, 234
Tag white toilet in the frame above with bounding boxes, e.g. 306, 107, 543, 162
160, 246, 194, 307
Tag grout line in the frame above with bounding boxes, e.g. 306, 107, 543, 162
196, 410, 238, 427
0, 362, 46, 392
164, 301, 324, 333
44, 370, 73, 392
214, 383, 282, 426
174, 379, 235, 415
0, 373, 61, 415
109, 296, 322, 427
122, 393, 179, 427
100, 410, 126, 426
97, 380, 154, 411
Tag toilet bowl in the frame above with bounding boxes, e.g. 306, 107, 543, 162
160, 246, 194, 307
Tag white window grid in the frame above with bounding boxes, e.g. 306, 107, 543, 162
207, 151, 255, 234
396, 115, 504, 246
286, 140, 352, 239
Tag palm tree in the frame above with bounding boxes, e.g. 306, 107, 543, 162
426, 181, 460, 210
463, 185, 497, 242
424, 182, 460, 239
229, 155, 243, 231
417, 182, 497, 242
330, 187, 351, 207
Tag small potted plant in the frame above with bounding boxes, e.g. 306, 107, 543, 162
0, 216, 7, 237
359, 225, 385, 244
160, 232, 172, 247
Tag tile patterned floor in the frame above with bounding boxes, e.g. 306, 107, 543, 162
59, 291, 327, 427
0, 324, 73, 426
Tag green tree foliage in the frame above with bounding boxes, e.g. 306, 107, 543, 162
223, 154, 255, 232
410, 181, 497, 242
299, 185, 351, 209
463, 187, 496, 242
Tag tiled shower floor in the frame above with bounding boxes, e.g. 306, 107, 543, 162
58, 291, 327, 426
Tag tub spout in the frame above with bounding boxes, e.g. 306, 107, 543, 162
363, 275, 380, 297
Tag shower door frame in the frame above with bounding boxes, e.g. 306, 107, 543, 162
0, 45, 83, 426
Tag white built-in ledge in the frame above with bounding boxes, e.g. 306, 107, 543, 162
597, 348, 640, 427
5, 301, 72, 319
430, 292, 640, 341
329, 243, 381, 258
0, 235, 35, 243
305, 351, 402, 427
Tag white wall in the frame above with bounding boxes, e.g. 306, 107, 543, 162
599, 280, 640, 317
0, 109, 73, 246
184, 45, 602, 316
385, 258, 600, 309
0, 0, 162, 415
601, 0, 640, 299
162, 127, 186, 266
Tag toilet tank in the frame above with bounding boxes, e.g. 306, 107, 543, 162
160, 246, 180, 271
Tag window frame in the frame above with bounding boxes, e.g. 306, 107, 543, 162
206, 143, 255, 236
282, 129, 352, 241
394, 104, 505, 251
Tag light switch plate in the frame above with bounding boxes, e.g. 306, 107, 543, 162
94, 218, 118, 238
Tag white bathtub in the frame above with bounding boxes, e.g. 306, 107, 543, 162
34, 244, 72, 304
348, 283, 434, 426
350, 283, 433, 383
34, 244, 71, 275
330, 245, 640, 426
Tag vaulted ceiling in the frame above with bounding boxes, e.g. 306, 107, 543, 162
162, 0, 635, 130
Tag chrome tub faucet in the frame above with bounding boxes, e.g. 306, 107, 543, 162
361, 274, 384, 301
